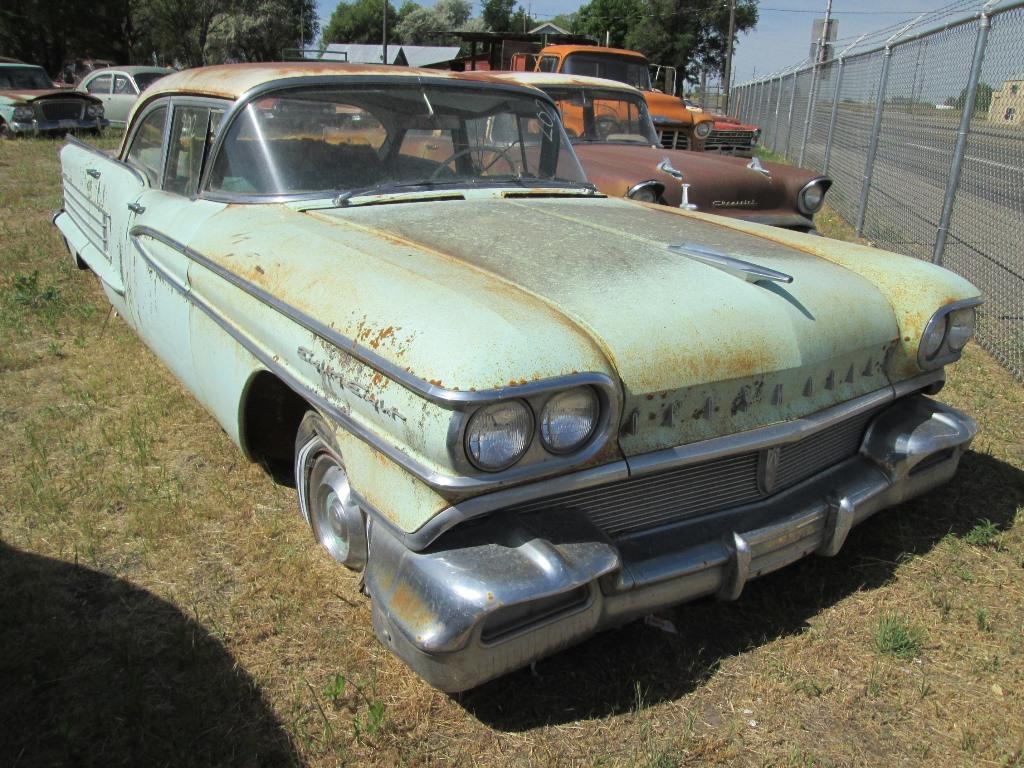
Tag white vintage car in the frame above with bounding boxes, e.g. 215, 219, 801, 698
54, 63, 981, 691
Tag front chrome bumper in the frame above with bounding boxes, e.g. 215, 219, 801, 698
10, 118, 108, 135
365, 395, 976, 692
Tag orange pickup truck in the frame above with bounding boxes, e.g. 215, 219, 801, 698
511, 44, 716, 152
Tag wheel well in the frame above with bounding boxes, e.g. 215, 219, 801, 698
240, 371, 310, 486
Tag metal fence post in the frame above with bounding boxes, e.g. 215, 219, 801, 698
771, 75, 785, 151
933, 9, 992, 264
798, 54, 820, 166
783, 70, 799, 159
822, 59, 844, 174
855, 50, 892, 236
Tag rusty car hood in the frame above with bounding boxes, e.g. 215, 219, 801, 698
301, 196, 905, 453
0, 89, 100, 104
571, 143, 799, 213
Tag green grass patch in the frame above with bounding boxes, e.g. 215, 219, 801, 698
875, 613, 926, 659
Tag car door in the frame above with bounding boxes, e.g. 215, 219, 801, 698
108, 73, 139, 127
120, 98, 227, 393
81, 72, 112, 112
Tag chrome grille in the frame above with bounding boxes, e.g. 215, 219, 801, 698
509, 407, 879, 537
41, 101, 83, 121
706, 129, 756, 153
659, 129, 690, 150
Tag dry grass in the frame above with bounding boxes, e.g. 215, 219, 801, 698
1, 135, 1022, 767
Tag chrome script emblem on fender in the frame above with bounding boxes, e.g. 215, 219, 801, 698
758, 446, 781, 495
712, 199, 758, 208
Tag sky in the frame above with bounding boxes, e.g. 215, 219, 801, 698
313, 0, 986, 83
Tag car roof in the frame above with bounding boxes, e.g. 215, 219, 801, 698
143, 62, 482, 102
537, 45, 647, 61
85, 66, 175, 79
478, 71, 643, 95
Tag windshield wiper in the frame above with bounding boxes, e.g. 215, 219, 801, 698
333, 181, 438, 207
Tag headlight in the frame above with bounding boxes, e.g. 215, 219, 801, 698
627, 181, 664, 203
946, 307, 976, 351
694, 120, 712, 139
922, 314, 948, 359
918, 301, 980, 368
13, 106, 34, 121
465, 400, 533, 471
797, 177, 831, 215
86, 103, 104, 117
539, 387, 599, 454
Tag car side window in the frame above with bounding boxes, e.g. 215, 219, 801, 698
113, 75, 137, 95
125, 105, 168, 186
163, 105, 212, 196
86, 74, 112, 94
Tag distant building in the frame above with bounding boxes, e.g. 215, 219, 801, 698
310, 44, 461, 69
529, 23, 569, 36
810, 18, 838, 61
988, 75, 1024, 124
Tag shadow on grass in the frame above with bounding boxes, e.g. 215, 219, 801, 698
460, 450, 1023, 730
0, 541, 303, 767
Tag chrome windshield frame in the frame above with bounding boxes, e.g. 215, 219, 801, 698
195, 75, 589, 205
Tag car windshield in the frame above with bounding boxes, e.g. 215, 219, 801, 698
0, 66, 53, 90
134, 72, 168, 91
208, 83, 588, 198
560, 54, 652, 91
542, 87, 658, 145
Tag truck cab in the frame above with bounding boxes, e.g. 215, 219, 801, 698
514, 44, 715, 151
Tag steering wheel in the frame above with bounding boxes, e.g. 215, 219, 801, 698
429, 144, 518, 179
595, 115, 623, 139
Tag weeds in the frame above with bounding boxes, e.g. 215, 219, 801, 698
875, 613, 925, 659
965, 519, 1000, 547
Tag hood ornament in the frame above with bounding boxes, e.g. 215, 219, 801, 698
746, 156, 771, 177
657, 157, 697, 211
668, 243, 793, 284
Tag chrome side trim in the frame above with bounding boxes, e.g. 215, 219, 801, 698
128, 224, 619, 410
130, 231, 620, 495
64, 135, 147, 186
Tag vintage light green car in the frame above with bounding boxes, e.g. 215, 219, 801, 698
54, 63, 981, 692
78, 65, 174, 127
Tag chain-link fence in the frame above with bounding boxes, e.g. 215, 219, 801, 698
733, 1, 1024, 382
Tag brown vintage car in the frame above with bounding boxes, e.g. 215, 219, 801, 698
474, 72, 830, 232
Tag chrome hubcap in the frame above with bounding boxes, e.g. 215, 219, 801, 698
305, 449, 367, 570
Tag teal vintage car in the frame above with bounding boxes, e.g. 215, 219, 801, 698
0, 61, 108, 136
54, 63, 981, 692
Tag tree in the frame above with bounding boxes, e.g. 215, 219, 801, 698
396, 0, 471, 45
204, 0, 317, 62
576, 0, 642, 49
952, 81, 993, 115
548, 12, 580, 33
481, 0, 516, 31
323, 0, 397, 45
626, 0, 757, 83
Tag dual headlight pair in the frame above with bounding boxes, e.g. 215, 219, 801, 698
13, 105, 34, 121
920, 303, 977, 368
86, 103, 105, 118
464, 386, 600, 472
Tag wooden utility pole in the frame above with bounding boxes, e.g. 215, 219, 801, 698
723, 0, 737, 113
818, 0, 834, 63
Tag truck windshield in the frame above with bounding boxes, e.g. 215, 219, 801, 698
208, 83, 588, 198
561, 54, 652, 91
0, 66, 53, 90
542, 87, 658, 145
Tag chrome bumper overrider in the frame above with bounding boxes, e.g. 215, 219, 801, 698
365, 395, 976, 692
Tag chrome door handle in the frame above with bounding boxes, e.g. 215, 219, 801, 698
86, 168, 101, 179
127, 202, 146, 214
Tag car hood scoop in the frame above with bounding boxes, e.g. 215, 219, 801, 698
313, 197, 900, 453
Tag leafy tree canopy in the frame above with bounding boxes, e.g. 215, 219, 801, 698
396, 0, 471, 45
576, 0, 643, 49
323, 0, 398, 45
